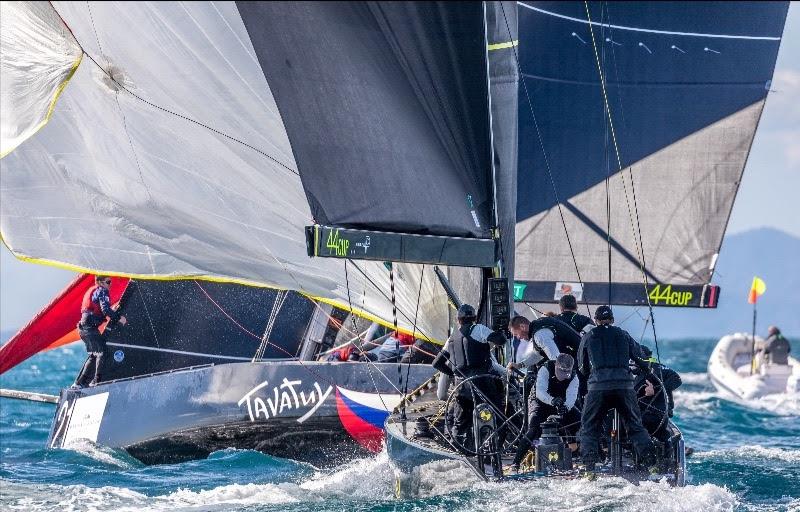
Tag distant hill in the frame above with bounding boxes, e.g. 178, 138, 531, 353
630, 227, 800, 340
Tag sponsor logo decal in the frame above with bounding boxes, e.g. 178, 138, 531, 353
113, 350, 125, 362
326, 228, 350, 257
648, 284, 693, 306
238, 379, 333, 424
513, 282, 527, 301
60, 392, 109, 447
554, 282, 583, 301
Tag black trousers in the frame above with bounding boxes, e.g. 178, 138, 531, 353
75, 328, 107, 386
513, 403, 581, 466
579, 388, 654, 464
452, 376, 505, 447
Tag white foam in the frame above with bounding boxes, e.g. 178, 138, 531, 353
673, 389, 719, 413
61, 440, 139, 469
679, 372, 710, 385
737, 393, 800, 416
0, 451, 746, 512
695, 444, 800, 464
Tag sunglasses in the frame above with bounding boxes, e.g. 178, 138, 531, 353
103, 280, 112, 285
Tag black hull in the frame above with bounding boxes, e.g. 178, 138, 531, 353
48, 361, 434, 465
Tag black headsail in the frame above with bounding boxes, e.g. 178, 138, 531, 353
513, 1, 789, 307
238, 1, 497, 267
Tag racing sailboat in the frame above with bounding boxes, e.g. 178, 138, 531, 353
0, 1, 501, 464
384, 0, 789, 492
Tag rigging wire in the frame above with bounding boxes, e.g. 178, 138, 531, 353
584, 1, 661, 359
194, 279, 404, 396
402, 265, 427, 405
498, 2, 592, 318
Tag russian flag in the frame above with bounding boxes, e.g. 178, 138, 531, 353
335, 387, 402, 452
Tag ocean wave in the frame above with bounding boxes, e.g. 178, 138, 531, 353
56, 440, 142, 470
673, 390, 719, 413
679, 372, 711, 385
695, 445, 800, 464
0, 464, 740, 512
464, 477, 737, 512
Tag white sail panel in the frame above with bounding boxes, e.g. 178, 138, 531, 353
0, 1, 82, 157
0, 2, 450, 341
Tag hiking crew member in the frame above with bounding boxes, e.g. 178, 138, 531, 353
511, 354, 581, 471
74, 276, 126, 387
556, 294, 595, 336
432, 304, 507, 449
577, 305, 656, 470
633, 346, 682, 443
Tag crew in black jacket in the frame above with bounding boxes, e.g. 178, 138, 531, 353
432, 304, 507, 449
633, 346, 682, 443
556, 294, 595, 336
577, 305, 656, 469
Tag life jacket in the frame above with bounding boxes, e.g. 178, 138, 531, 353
449, 324, 491, 376
529, 317, 581, 357
82, 285, 103, 315
80, 285, 105, 327
558, 311, 593, 334
545, 360, 573, 400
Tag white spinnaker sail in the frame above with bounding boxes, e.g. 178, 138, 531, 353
1, 2, 457, 341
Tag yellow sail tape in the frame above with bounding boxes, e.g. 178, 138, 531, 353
0, 239, 444, 345
0, 52, 83, 159
487, 40, 519, 51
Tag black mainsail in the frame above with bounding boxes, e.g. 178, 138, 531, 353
513, 1, 789, 307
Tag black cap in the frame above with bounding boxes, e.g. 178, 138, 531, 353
641, 346, 653, 358
457, 303, 476, 320
594, 305, 613, 321
555, 353, 574, 379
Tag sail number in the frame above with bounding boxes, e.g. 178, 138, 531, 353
326, 228, 350, 257
648, 285, 693, 306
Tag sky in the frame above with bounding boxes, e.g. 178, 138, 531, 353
1, 4, 799, 333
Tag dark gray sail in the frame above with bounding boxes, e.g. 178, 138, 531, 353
514, 1, 789, 307
238, 1, 493, 240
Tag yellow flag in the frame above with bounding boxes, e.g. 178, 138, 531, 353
748, 276, 766, 304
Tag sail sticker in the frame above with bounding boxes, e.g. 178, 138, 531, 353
113, 350, 125, 362
326, 228, 350, 257
554, 282, 583, 301
513, 282, 528, 301
62, 392, 109, 447
238, 379, 333, 423
647, 284, 693, 306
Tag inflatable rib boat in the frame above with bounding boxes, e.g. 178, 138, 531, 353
708, 333, 800, 403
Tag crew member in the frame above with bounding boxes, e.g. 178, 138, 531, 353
432, 304, 507, 449
763, 326, 791, 365
577, 305, 655, 470
74, 276, 126, 387
510, 353, 581, 471
633, 346, 682, 442
509, 313, 581, 365
557, 294, 595, 336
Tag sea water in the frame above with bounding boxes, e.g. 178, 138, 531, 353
1, 338, 798, 511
